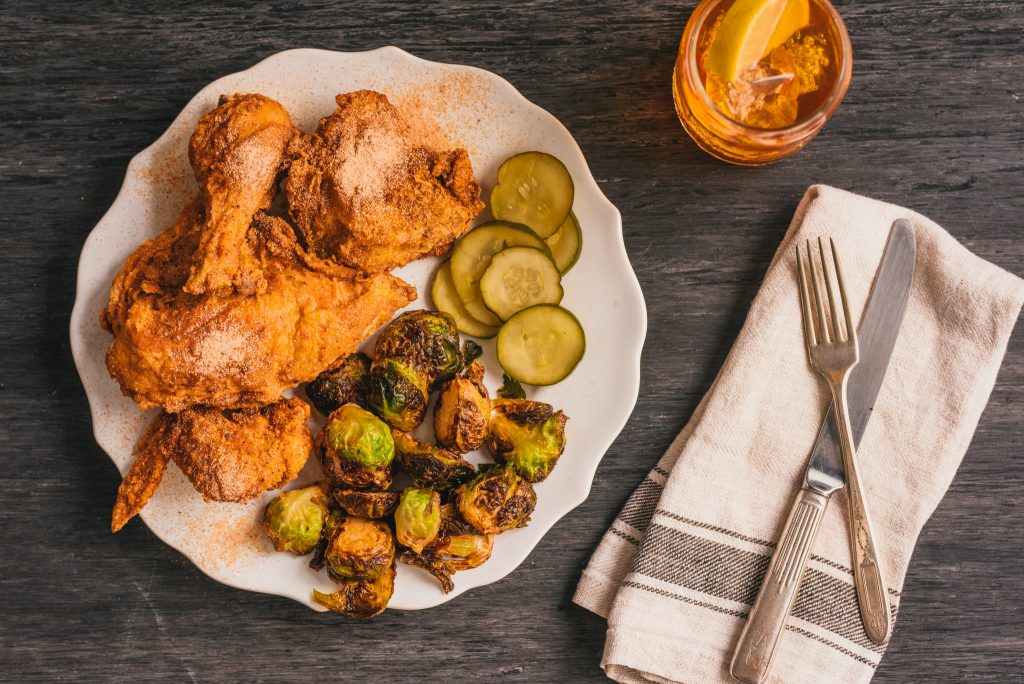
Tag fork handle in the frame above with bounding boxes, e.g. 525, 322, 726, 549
829, 376, 892, 645
730, 488, 829, 684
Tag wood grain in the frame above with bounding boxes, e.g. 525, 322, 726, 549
1, 1, 1021, 681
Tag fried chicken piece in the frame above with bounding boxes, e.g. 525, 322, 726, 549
104, 214, 416, 412
111, 398, 313, 531
286, 90, 484, 273
111, 416, 174, 532
168, 398, 312, 502
183, 93, 297, 296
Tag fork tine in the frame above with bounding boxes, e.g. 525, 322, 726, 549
796, 246, 816, 346
806, 240, 831, 343
830, 237, 856, 342
818, 237, 843, 341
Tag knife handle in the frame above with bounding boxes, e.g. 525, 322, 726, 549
729, 488, 829, 684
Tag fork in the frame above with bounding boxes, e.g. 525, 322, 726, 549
797, 237, 892, 645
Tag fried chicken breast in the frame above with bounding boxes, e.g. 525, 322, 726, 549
104, 214, 415, 412
111, 398, 313, 531
286, 90, 484, 273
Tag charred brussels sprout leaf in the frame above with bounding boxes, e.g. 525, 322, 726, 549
462, 340, 483, 365
395, 487, 442, 553
306, 352, 370, 416
324, 516, 395, 581
486, 399, 568, 482
456, 463, 537, 534
261, 485, 328, 554
399, 504, 494, 593
363, 359, 429, 432
373, 310, 462, 390
497, 373, 527, 400
309, 509, 345, 571
393, 429, 476, 489
312, 562, 395, 618
332, 489, 400, 519
434, 360, 490, 453
318, 404, 394, 489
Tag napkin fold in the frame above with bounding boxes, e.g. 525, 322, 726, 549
574, 185, 1024, 684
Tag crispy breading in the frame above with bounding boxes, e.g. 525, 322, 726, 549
286, 90, 483, 273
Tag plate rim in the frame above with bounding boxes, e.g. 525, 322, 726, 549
69, 46, 648, 611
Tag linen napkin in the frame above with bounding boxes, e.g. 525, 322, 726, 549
574, 185, 1024, 684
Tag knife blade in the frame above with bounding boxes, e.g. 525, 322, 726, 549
730, 219, 916, 684
805, 219, 917, 494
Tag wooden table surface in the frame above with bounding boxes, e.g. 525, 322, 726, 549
2, 1, 1021, 681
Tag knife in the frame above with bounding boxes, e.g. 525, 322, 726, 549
729, 220, 916, 684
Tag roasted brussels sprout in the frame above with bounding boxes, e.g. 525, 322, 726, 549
364, 310, 462, 430
395, 486, 442, 553
392, 429, 476, 489
486, 399, 568, 483
306, 352, 370, 416
261, 484, 329, 554
434, 360, 490, 453
324, 515, 395, 581
374, 310, 462, 389
399, 504, 494, 593
332, 489, 400, 519
363, 359, 429, 432
318, 404, 394, 489
312, 562, 395, 618
456, 463, 536, 534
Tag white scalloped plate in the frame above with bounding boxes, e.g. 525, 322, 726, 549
70, 47, 647, 612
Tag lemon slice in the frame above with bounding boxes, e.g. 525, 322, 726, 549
705, 0, 809, 82
767, 0, 810, 53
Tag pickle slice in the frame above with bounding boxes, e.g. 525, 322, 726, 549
490, 152, 574, 238
431, 261, 500, 339
544, 211, 582, 274
480, 246, 563, 321
496, 305, 585, 386
450, 221, 548, 327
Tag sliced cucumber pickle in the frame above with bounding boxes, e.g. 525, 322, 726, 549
497, 305, 585, 386
480, 246, 563, 321
450, 221, 549, 327
545, 211, 582, 274
431, 261, 500, 338
490, 152, 574, 239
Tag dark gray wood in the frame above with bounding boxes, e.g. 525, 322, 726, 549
1, 0, 1021, 681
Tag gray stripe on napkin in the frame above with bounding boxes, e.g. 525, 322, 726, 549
633, 523, 891, 655
616, 477, 663, 532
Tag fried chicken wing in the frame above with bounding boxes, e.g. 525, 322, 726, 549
104, 214, 415, 412
111, 398, 313, 530
184, 93, 297, 296
111, 415, 174, 532
286, 90, 484, 272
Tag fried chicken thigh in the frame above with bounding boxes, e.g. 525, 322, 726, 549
111, 398, 313, 531
286, 90, 484, 272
